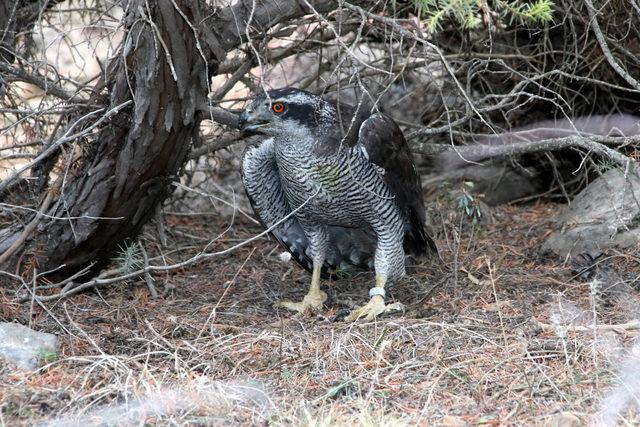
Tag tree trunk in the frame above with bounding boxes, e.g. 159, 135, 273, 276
0, 0, 338, 281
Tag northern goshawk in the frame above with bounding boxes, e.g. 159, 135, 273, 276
239, 88, 437, 321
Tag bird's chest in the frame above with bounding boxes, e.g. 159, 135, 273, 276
275, 148, 356, 221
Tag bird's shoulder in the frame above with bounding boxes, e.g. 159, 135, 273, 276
357, 113, 414, 175
241, 137, 276, 170
357, 113, 424, 214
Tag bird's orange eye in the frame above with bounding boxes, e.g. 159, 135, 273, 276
272, 102, 285, 114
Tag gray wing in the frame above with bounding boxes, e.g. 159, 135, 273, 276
241, 138, 375, 278
241, 138, 314, 273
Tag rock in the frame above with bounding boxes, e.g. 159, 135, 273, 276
0, 322, 58, 370
542, 169, 640, 257
440, 415, 468, 427
547, 411, 582, 427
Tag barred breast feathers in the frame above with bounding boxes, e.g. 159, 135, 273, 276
241, 137, 373, 277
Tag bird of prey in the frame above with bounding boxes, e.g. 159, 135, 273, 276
239, 88, 437, 321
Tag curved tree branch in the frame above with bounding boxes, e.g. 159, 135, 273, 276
584, 0, 640, 90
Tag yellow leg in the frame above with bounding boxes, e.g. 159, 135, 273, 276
274, 264, 327, 315
345, 275, 404, 322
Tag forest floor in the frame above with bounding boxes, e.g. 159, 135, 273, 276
1, 197, 640, 426
3, 3, 640, 425
2, 3, 639, 425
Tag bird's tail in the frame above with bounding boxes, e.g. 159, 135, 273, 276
404, 210, 438, 257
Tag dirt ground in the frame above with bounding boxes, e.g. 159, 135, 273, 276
1, 194, 640, 426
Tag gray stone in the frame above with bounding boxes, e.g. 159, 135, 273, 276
542, 169, 640, 257
0, 322, 58, 370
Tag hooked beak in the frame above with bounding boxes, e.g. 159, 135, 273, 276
238, 110, 270, 134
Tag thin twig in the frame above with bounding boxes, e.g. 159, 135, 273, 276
584, 0, 640, 90
139, 242, 158, 299
533, 318, 640, 334
0, 188, 56, 266
0, 100, 133, 195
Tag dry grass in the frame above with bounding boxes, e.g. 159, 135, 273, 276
1, 194, 640, 426
2, 2, 640, 424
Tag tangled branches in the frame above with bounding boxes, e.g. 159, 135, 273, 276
0, 0, 638, 300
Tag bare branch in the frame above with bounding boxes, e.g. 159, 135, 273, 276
584, 0, 640, 90
438, 135, 638, 172
0, 62, 88, 104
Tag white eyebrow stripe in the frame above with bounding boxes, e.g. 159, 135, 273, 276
278, 92, 317, 104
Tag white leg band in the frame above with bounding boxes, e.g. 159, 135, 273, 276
369, 287, 386, 298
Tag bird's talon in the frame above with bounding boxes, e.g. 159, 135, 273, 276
273, 290, 327, 315
345, 296, 404, 322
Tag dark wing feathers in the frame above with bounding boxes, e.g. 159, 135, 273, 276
358, 114, 438, 256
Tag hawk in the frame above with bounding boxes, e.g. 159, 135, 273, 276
239, 88, 437, 321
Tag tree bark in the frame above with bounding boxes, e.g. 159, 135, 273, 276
0, 0, 339, 280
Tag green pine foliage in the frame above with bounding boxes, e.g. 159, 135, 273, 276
495, 0, 554, 25
115, 241, 143, 273
413, 0, 555, 33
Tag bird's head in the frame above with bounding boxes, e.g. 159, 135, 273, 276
238, 88, 334, 137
